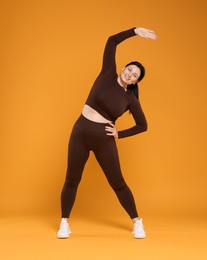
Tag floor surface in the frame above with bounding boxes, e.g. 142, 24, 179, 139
0, 214, 206, 260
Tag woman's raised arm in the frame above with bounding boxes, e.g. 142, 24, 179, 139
100, 27, 157, 74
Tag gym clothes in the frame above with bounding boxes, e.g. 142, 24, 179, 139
85, 27, 147, 139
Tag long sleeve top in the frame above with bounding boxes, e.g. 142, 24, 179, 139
85, 27, 148, 139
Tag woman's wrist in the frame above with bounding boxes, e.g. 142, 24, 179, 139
134, 28, 139, 35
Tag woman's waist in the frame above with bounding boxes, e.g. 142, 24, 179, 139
82, 104, 113, 124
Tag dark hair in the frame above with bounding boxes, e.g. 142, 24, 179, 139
125, 61, 145, 99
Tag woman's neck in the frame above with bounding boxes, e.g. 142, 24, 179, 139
117, 76, 127, 90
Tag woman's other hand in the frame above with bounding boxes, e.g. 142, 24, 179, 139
105, 122, 118, 138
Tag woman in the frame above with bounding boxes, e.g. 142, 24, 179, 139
57, 27, 157, 239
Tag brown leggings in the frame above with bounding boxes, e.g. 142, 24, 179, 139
60, 114, 138, 219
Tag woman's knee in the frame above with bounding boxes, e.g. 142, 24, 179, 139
110, 179, 127, 191
64, 176, 82, 188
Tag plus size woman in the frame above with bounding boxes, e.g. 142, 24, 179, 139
57, 26, 157, 239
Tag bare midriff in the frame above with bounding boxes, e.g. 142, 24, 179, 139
81, 104, 112, 123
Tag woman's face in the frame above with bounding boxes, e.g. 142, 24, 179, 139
120, 65, 141, 85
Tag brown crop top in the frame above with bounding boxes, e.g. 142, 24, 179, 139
85, 28, 148, 139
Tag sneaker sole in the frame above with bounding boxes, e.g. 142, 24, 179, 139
133, 235, 146, 239
132, 231, 146, 239
57, 233, 71, 239
57, 231, 71, 239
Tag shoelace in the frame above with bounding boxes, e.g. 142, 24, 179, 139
134, 220, 144, 230
59, 222, 68, 231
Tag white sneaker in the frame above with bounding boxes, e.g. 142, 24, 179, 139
132, 218, 146, 239
57, 218, 72, 239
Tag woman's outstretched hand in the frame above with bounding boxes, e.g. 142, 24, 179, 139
105, 122, 118, 138
135, 27, 157, 40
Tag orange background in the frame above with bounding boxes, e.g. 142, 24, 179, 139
1, 0, 207, 219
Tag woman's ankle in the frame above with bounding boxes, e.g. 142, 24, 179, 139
132, 217, 141, 223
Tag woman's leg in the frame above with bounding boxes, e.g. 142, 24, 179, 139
61, 123, 90, 218
93, 136, 138, 219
